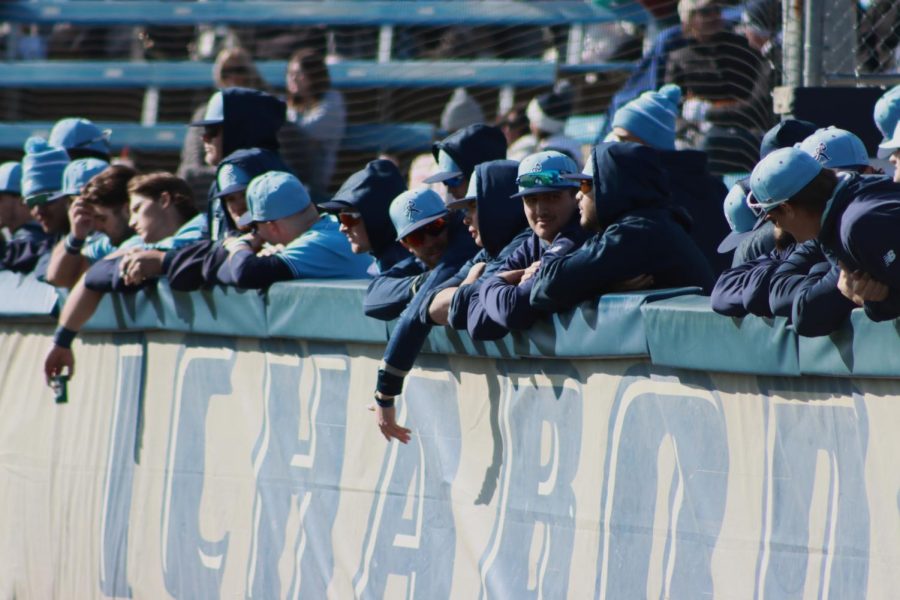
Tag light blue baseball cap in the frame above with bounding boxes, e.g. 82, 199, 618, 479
190, 91, 225, 127
749, 147, 823, 212
510, 150, 579, 199
877, 120, 900, 159
48, 118, 111, 156
214, 163, 252, 199
389, 188, 448, 239
0, 162, 22, 194
873, 85, 900, 140
49, 157, 109, 202
798, 126, 869, 169
238, 171, 311, 227
717, 178, 759, 253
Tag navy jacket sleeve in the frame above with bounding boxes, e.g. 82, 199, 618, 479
364, 257, 426, 321
464, 285, 511, 340
768, 242, 823, 318
473, 239, 541, 331
710, 262, 754, 317
165, 240, 217, 291
792, 263, 855, 336
417, 253, 481, 326
83, 256, 154, 293
740, 259, 780, 317
217, 247, 293, 289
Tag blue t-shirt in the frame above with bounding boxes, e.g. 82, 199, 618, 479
82, 233, 143, 264
150, 214, 207, 252
276, 214, 372, 279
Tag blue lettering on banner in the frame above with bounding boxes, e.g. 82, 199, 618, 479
99, 336, 144, 598
160, 338, 236, 597
479, 361, 583, 600
353, 355, 462, 600
595, 366, 729, 599
246, 341, 350, 599
755, 378, 869, 598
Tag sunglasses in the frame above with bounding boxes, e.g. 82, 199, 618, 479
25, 192, 56, 208
338, 211, 363, 227
516, 170, 569, 188
72, 131, 111, 149
454, 199, 476, 215
443, 175, 465, 189
202, 125, 223, 140
402, 217, 447, 247
578, 179, 593, 195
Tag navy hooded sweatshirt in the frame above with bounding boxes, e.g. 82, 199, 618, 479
322, 159, 410, 274
658, 148, 730, 275
816, 173, 900, 322
530, 142, 714, 312
374, 214, 479, 397
164, 148, 292, 291
1, 222, 53, 274
431, 124, 508, 183
417, 160, 531, 335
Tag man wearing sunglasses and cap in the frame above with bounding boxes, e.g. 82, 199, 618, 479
19, 137, 71, 279
748, 146, 900, 322
530, 142, 714, 312
0, 161, 53, 274
215, 171, 371, 289
370, 187, 478, 444
423, 123, 508, 201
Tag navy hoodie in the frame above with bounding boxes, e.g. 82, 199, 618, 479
1, 222, 53, 274
816, 173, 900, 322
324, 159, 410, 273
475, 213, 588, 337
375, 214, 479, 397
658, 148, 730, 275
431, 124, 508, 183
530, 142, 714, 312
165, 148, 292, 291
417, 160, 531, 335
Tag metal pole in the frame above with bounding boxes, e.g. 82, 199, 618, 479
782, 0, 804, 88
803, 0, 824, 86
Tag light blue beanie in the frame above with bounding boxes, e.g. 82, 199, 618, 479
21, 137, 70, 201
611, 84, 682, 150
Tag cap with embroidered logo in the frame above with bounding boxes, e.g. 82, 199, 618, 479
799, 127, 869, 169
237, 171, 311, 227
49, 158, 109, 202
510, 150, 579, 199
389, 188, 448, 240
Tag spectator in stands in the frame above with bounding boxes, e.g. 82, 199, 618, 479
530, 142, 715, 312
497, 104, 533, 161
44, 158, 112, 288
0, 162, 51, 273
129, 88, 290, 287
610, 83, 730, 274
440, 88, 485, 134
215, 171, 371, 289
369, 188, 479, 443
739, 0, 782, 87
167, 148, 293, 290
523, 81, 584, 166
424, 160, 531, 338
48, 118, 112, 162
178, 47, 268, 202
424, 124, 508, 201
665, 0, 773, 173
749, 147, 900, 321
799, 127, 879, 174
470, 152, 588, 336
877, 122, 900, 184
44, 173, 205, 383
285, 48, 346, 196
20, 138, 70, 278
318, 159, 410, 274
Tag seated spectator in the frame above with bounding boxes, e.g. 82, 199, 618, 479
423, 160, 531, 338
441, 88, 485, 134
472, 151, 588, 334
44, 173, 205, 384
524, 81, 584, 166
497, 104, 533, 161
611, 83, 730, 274
167, 148, 292, 291
20, 138, 70, 278
665, 0, 773, 173
48, 118, 111, 162
178, 47, 268, 202
749, 147, 900, 321
424, 124, 509, 201
216, 171, 372, 289
799, 127, 877, 174
530, 142, 715, 312
318, 159, 410, 273
370, 188, 479, 444
0, 162, 51, 273
285, 48, 345, 197
717, 178, 776, 266
739, 0, 782, 86
44, 158, 112, 288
